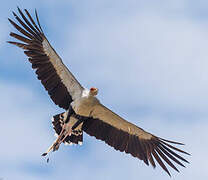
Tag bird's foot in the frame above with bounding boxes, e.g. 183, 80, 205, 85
42, 123, 72, 157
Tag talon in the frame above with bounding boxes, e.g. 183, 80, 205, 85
42, 152, 48, 156
42, 122, 72, 156
53, 143, 60, 151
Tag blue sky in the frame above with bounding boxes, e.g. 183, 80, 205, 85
0, 0, 208, 179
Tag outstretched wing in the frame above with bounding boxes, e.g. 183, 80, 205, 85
82, 103, 189, 176
8, 8, 83, 109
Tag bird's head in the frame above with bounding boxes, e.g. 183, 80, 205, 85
89, 87, 98, 96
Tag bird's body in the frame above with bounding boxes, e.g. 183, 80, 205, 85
8, 8, 190, 176
72, 88, 100, 116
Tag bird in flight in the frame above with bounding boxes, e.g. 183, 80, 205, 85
8, 8, 189, 176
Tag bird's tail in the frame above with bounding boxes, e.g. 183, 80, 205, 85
52, 112, 83, 145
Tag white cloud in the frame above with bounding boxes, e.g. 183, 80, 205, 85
42, 116, 206, 180
0, 80, 53, 160
0, 81, 200, 180
1, 1, 208, 179
61, 12, 208, 115
0, 21, 8, 48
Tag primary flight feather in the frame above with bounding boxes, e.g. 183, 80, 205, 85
8, 8, 189, 176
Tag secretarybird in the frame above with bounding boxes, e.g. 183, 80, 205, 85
8, 8, 190, 176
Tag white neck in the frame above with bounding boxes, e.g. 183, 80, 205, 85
82, 89, 90, 97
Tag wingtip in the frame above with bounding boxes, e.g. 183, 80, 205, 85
179, 150, 190, 156
159, 137, 185, 145
7, 41, 13, 44
165, 168, 171, 177
17, 6, 21, 12
9, 32, 16, 37
163, 168, 171, 177
35, 9, 38, 19
24, 8, 28, 13
24, 8, 29, 14
34, 9, 43, 32
184, 159, 190, 164
174, 166, 180, 173
17, 6, 25, 16
12, 11, 17, 17
168, 173, 171, 177
186, 152, 191, 156
8, 18, 16, 27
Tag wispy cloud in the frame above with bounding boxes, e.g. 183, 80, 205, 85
62, 11, 208, 115
1, 1, 208, 180
0, 22, 8, 47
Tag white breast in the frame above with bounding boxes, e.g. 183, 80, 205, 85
71, 89, 100, 116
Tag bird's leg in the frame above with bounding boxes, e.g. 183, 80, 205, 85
58, 126, 72, 143
52, 106, 78, 148
53, 123, 73, 148
53, 113, 88, 146
42, 124, 66, 156
42, 106, 75, 156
